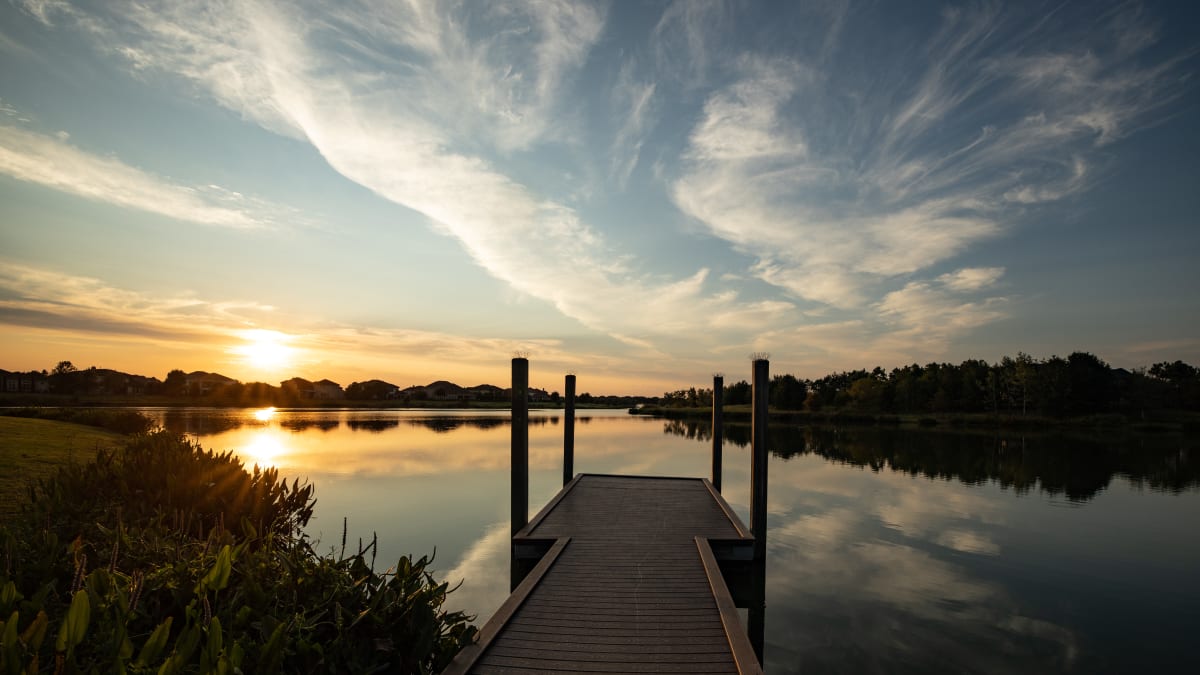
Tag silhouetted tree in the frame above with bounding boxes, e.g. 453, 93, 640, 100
1066, 351, 1114, 414
770, 374, 807, 409
1149, 360, 1200, 409
724, 380, 751, 405
163, 369, 187, 396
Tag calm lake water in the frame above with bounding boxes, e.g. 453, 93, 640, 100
138, 407, 1200, 673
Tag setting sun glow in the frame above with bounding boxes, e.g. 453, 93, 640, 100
234, 330, 296, 374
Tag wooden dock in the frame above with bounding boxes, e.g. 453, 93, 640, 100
443, 474, 760, 674
442, 358, 771, 674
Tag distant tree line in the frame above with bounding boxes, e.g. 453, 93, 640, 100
659, 353, 1200, 416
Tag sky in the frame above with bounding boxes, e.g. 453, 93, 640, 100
1, 0, 1197, 395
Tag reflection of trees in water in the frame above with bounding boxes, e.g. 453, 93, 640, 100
664, 420, 1199, 502
405, 417, 556, 434
156, 411, 571, 436
280, 419, 340, 432
157, 409, 246, 435
346, 419, 401, 433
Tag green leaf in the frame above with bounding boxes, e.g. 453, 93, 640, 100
19, 611, 48, 651
206, 616, 223, 660
1, 611, 18, 648
257, 623, 286, 672
197, 545, 233, 593
55, 590, 90, 653
0, 582, 21, 614
135, 617, 172, 667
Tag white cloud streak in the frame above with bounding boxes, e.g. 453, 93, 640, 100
0, 123, 283, 228
609, 61, 656, 189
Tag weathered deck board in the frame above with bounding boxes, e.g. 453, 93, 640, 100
443, 474, 760, 675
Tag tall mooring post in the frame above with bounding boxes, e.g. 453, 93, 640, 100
563, 374, 576, 486
751, 358, 769, 562
511, 357, 529, 540
711, 375, 724, 492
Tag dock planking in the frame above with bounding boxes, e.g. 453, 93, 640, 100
443, 474, 760, 675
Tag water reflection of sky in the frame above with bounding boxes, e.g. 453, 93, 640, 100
139, 408, 1200, 673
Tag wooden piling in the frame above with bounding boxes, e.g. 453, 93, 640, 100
563, 374, 576, 486
751, 358, 769, 562
511, 358, 529, 540
712, 375, 723, 492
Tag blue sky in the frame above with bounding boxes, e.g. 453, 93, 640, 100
1, 0, 1197, 394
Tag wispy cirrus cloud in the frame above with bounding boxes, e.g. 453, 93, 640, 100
609, 61, 657, 189
748, 266, 1009, 373
876, 269, 1009, 343
0, 121, 286, 228
671, 2, 1189, 318
0, 262, 274, 342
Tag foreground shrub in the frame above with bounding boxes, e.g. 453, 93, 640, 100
1, 431, 475, 673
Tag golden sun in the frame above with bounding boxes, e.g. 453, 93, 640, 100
235, 329, 296, 373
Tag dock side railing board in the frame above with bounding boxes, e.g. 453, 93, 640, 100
512, 473, 583, 543
702, 478, 753, 540
440, 537, 571, 675
697, 537, 766, 675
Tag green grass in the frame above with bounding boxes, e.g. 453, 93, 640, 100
0, 416, 121, 521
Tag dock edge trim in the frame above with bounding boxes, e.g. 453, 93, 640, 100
703, 478, 754, 540
439, 536, 571, 675
696, 536, 764, 675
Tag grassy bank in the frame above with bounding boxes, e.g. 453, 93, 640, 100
0, 417, 122, 521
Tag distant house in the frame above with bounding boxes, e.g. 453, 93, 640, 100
468, 384, 505, 401
421, 380, 469, 401
280, 377, 316, 399
312, 379, 344, 400
400, 380, 474, 401
0, 370, 18, 393
117, 373, 159, 395
345, 379, 401, 400
0, 369, 50, 394
185, 371, 237, 396
529, 387, 551, 402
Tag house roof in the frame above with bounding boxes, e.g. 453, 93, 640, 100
186, 371, 236, 383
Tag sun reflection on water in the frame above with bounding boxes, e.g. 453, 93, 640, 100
241, 430, 289, 467
253, 407, 277, 422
